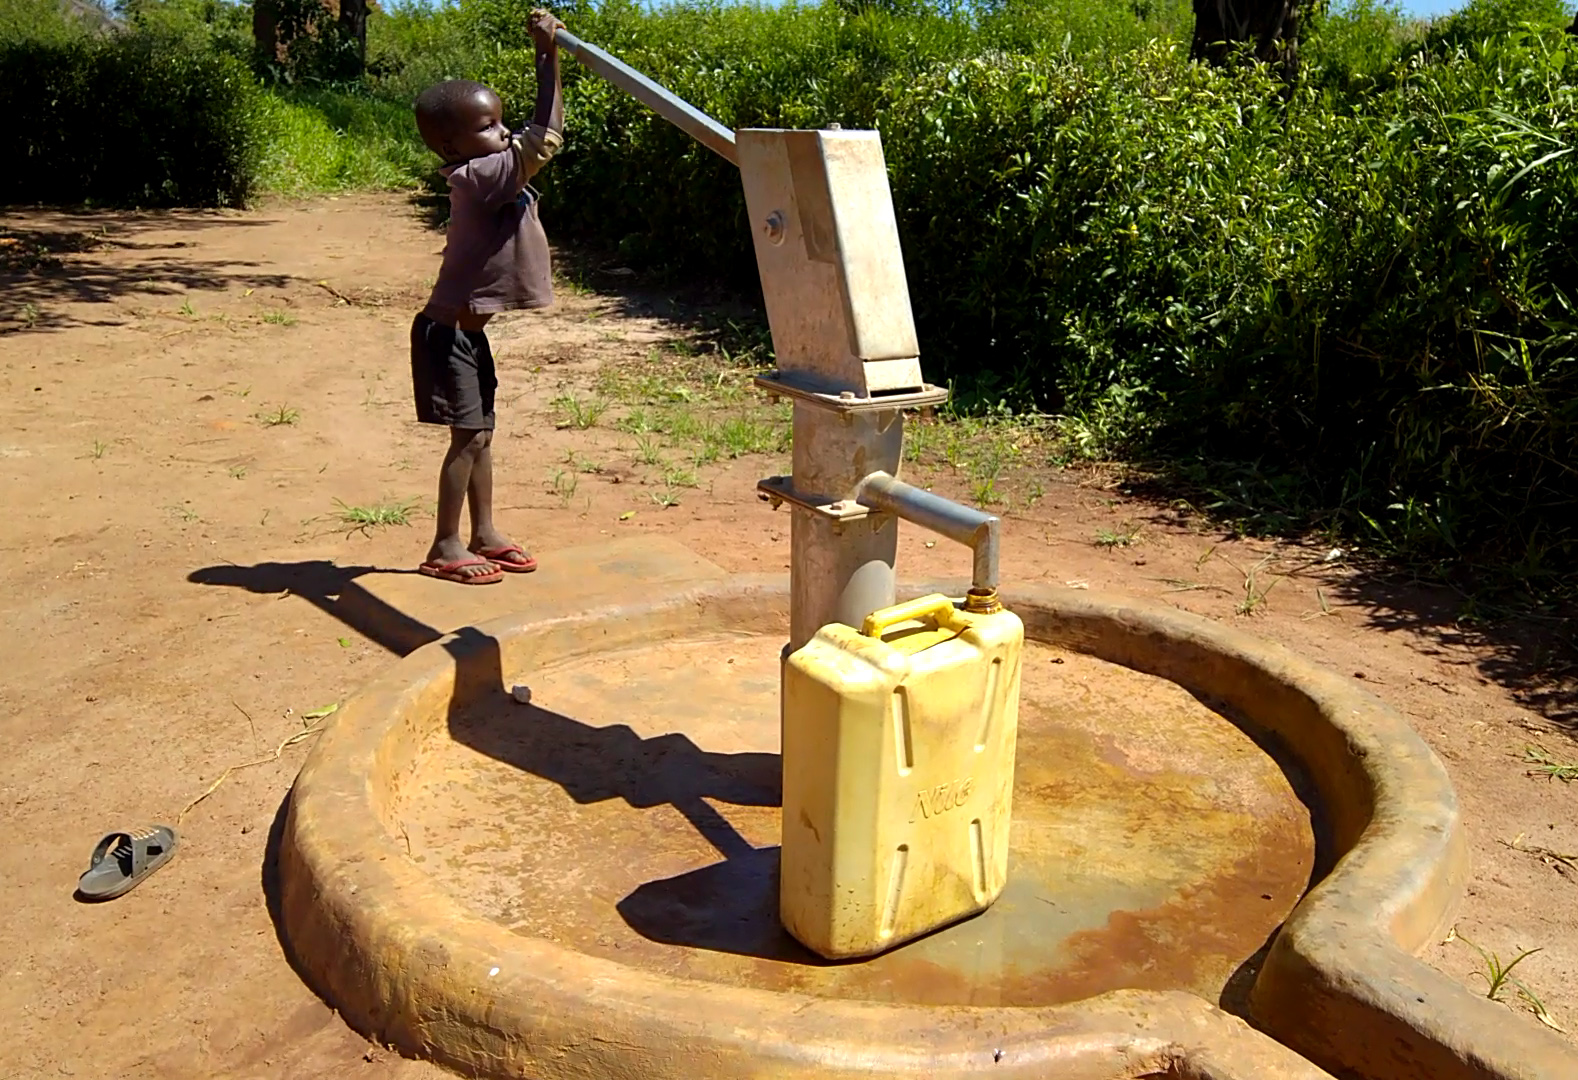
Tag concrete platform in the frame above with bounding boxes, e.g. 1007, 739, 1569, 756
278, 555, 1578, 1080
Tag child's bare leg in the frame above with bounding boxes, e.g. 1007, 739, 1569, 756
466, 432, 532, 567
426, 427, 494, 578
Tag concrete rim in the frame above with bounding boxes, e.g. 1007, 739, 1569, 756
278, 577, 1575, 1080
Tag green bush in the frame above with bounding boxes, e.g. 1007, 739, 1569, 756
0, 0, 434, 207
1298, 0, 1417, 93
0, 28, 263, 206
1417, 0, 1572, 50
118, 0, 252, 59
976, 0, 1192, 55
367, 0, 499, 104
889, 30, 1576, 578
0, 0, 109, 44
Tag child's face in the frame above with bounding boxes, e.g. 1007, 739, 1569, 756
441, 89, 510, 163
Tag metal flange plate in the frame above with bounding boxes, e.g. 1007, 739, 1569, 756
756, 475, 872, 521
754, 372, 950, 414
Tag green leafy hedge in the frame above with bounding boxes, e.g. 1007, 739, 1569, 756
0, 30, 263, 206
886, 34, 1577, 575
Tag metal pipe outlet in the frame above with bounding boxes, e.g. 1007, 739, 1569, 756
855, 472, 1000, 594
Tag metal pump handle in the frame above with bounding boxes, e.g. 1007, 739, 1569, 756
554, 27, 739, 166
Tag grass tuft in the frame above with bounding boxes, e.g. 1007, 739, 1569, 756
552, 393, 608, 431
1524, 746, 1578, 783
333, 497, 419, 530
1451, 929, 1559, 1027
1094, 522, 1142, 549
258, 406, 301, 427
547, 469, 578, 507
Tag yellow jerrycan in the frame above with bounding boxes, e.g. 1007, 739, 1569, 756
779, 593, 1024, 959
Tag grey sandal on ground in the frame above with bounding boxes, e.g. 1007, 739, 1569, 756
77, 825, 178, 901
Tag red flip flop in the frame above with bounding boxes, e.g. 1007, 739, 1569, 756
474, 544, 537, 573
419, 557, 503, 585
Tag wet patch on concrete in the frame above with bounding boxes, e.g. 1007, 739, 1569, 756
399, 636, 1315, 1008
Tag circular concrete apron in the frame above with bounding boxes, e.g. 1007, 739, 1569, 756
278, 578, 1576, 1080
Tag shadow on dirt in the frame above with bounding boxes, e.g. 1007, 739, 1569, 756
1, 208, 291, 333
1116, 471, 1578, 736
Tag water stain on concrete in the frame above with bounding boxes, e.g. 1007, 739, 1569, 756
398, 636, 1316, 1009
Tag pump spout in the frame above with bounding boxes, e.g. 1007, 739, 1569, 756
854, 472, 1000, 603
554, 28, 738, 166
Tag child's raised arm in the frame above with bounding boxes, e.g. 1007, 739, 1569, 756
507, 10, 566, 188
529, 9, 565, 137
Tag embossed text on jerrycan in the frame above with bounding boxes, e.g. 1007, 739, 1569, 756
779, 594, 1024, 959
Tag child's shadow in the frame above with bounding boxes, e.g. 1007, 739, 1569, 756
454, 688, 780, 858
455, 683, 819, 963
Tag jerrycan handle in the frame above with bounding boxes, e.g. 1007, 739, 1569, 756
860, 594, 967, 639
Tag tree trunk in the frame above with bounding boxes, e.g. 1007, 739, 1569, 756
337, 0, 368, 77
1191, 0, 1301, 80
253, 0, 281, 65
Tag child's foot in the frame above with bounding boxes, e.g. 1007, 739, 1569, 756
422, 538, 502, 584
469, 530, 537, 573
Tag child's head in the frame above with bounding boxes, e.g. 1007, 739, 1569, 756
415, 80, 510, 164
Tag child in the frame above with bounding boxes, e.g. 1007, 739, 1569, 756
409, 8, 565, 584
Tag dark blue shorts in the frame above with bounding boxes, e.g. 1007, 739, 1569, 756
410, 313, 496, 431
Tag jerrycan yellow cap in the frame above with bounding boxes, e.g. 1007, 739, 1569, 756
859, 594, 969, 656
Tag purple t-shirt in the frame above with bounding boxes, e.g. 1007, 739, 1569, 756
424, 129, 561, 321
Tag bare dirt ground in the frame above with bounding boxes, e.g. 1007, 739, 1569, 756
2, 192, 1575, 1078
